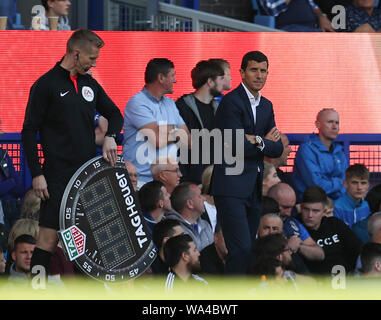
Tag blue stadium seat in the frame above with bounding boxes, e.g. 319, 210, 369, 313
251, 0, 275, 29
0, 0, 25, 30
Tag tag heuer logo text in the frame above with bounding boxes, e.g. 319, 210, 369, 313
60, 226, 86, 261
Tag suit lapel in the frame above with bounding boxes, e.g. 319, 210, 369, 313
254, 99, 265, 135
237, 84, 255, 130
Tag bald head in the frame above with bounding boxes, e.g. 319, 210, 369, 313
268, 183, 296, 220
315, 108, 340, 147
368, 212, 381, 242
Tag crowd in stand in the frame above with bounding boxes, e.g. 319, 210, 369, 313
1, 0, 381, 33
1, 0, 381, 297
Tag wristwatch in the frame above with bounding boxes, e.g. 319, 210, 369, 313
255, 135, 263, 147
105, 133, 117, 141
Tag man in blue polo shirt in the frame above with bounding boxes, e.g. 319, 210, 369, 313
122, 58, 191, 187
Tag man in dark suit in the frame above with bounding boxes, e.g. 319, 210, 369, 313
210, 51, 283, 274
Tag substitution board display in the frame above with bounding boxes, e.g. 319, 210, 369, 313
58, 155, 156, 283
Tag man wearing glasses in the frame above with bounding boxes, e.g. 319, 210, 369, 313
150, 157, 182, 195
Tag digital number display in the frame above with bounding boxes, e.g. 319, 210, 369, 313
59, 155, 157, 283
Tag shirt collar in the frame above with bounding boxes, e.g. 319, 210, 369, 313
241, 82, 261, 105
142, 86, 163, 103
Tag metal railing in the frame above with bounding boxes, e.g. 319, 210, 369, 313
2, 133, 381, 192
103, 0, 281, 32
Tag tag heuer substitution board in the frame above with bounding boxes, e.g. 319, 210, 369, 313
58, 155, 156, 283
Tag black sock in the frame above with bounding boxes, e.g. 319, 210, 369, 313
30, 247, 52, 276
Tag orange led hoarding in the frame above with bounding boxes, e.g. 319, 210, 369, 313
0, 31, 381, 134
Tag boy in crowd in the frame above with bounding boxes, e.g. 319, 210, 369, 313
299, 186, 362, 274
334, 164, 371, 228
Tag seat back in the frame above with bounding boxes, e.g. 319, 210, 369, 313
251, 0, 275, 28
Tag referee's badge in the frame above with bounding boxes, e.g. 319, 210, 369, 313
82, 86, 94, 102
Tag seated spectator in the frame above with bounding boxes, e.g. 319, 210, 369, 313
0, 120, 25, 233
334, 164, 371, 228
125, 161, 139, 191
257, 213, 310, 274
164, 234, 208, 293
314, 0, 352, 21
166, 182, 214, 252
258, 213, 284, 238
151, 219, 184, 275
264, 133, 292, 185
200, 165, 217, 232
352, 184, 381, 243
267, 183, 325, 262
138, 180, 171, 236
346, 0, 381, 32
0, 248, 5, 275
199, 222, 227, 275
354, 211, 381, 274
258, 0, 335, 32
31, 0, 71, 31
262, 162, 280, 196
150, 157, 182, 194
20, 188, 41, 221
293, 108, 347, 201
249, 233, 315, 289
0, 0, 18, 30
5, 218, 39, 274
8, 234, 36, 283
324, 197, 335, 217
261, 196, 280, 215
360, 242, 381, 277
175, 60, 225, 184
299, 186, 363, 274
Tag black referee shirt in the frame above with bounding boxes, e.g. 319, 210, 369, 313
22, 62, 123, 181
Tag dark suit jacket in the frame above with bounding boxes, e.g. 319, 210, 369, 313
210, 84, 283, 198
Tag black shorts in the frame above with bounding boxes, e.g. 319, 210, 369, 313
39, 181, 68, 230
39, 167, 76, 230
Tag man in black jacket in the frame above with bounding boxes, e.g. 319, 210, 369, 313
299, 186, 363, 274
22, 29, 123, 277
176, 60, 225, 184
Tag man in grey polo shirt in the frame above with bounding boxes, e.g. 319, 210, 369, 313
122, 58, 191, 187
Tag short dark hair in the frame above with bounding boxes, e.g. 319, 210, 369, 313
191, 60, 224, 90
241, 51, 268, 70
261, 196, 280, 216
170, 182, 195, 213
152, 219, 181, 249
145, 58, 174, 84
208, 58, 230, 70
13, 234, 36, 251
253, 233, 287, 258
366, 184, 381, 213
163, 234, 193, 268
302, 186, 327, 205
249, 233, 287, 276
41, 0, 49, 11
345, 163, 370, 181
138, 180, 164, 212
67, 29, 104, 54
361, 242, 381, 274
